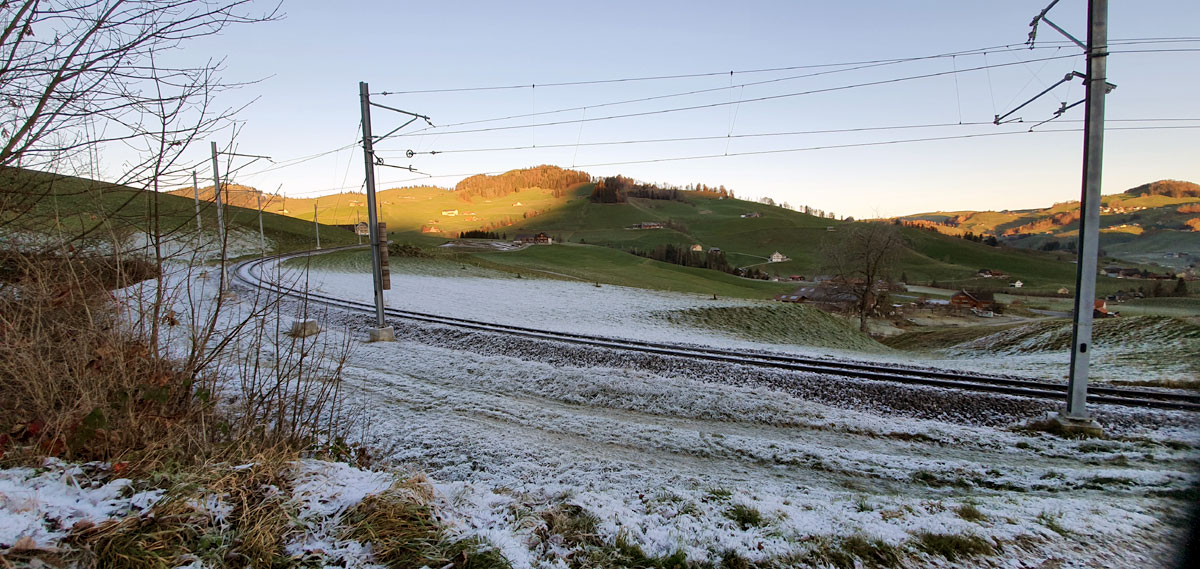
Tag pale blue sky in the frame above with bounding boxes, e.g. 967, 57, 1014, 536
151, 1, 1199, 218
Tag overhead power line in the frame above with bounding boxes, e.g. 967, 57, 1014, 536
361, 124, 1199, 189
380, 118, 1199, 157
382, 53, 1083, 140
377, 46, 1196, 142
371, 37, 1199, 95
386, 122, 995, 156
395, 44, 1065, 131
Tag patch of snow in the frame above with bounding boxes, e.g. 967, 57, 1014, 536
286, 459, 395, 562
0, 461, 136, 549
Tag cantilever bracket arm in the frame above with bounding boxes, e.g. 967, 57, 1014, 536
1027, 0, 1085, 50
373, 116, 419, 143
994, 71, 1085, 125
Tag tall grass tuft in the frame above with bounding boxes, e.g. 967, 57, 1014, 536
0, 244, 355, 470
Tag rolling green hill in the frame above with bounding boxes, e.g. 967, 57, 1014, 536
167, 165, 1188, 299
494, 187, 1140, 296
896, 180, 1200, 270
1, 167, 356, 253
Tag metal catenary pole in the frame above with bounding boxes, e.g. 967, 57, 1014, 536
257, 192, 266, 256
210, 141, 227, 289
1065, 0, 1108, 419
313, 202, 321, 249
359, 81, 387, 329
192, 171, 202, 232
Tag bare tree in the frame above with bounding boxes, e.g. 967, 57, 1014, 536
0, 0, 278, 241
821, 222, 906, 332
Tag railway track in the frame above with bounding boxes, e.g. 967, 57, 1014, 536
233, 248, 1200, 413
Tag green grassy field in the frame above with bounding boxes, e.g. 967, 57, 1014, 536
657, 304, 890, 352
286, 243, 795, 300
472, 243, 795, 299
1115, 296, 1200, 318
881, 324, 1025, 351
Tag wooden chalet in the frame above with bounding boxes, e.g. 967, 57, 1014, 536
950, 290, 996, 310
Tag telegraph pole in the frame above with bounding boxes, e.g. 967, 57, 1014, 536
360, 81, 393, 341
313, 203, 321, 250
210, 141, 227, 290
257, 192, 266, 257
1063, 0, 1108, 430
192, 171, 202, 232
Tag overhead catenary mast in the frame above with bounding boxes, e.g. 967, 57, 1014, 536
1014, 0, 1111, 434
359, 81, 392, 342
1062, 0, 1109, 433
357, 81, 432, 342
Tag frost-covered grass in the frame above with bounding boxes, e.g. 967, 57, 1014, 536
11, 256, 1186, 567
327, 320, 1198, 568
0, 457, 496, 568
946, 316, 1200, 383
292, 254, 1198, 385
657, 304, 891, 353
881, 323, 1024, 351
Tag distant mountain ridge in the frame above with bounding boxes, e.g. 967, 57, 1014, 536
895, 180, 1200, 268
1123, 180, 1200, 198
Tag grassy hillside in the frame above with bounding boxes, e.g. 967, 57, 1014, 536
169, 165, 590, 239
166, 165, 1183, 300
895, 226, 1138, 295
2, 168, 356, 253
503, 188, 846, 272
895, 180, 1200, 268
500, 188, 1142, 296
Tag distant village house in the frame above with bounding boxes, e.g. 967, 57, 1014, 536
514, 232, 553, 245
950, 290, 996, 311
768, 251, 789, 263
775, 283, 857, 309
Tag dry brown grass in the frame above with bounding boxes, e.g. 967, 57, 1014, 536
210, 454, 296, 567
0, 247, 355, 472
342, 475, 510, 569
0, 245, 374, 566
59, 451, 297, 568
66, 495, 208, 569
0, 252, 206, 466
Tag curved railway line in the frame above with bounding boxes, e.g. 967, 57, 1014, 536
234, 248, 1200, 413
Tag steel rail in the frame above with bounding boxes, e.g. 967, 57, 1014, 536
233, 248, 1200, 412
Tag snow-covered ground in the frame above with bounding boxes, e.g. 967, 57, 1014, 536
288, 260, 1199, 567
6, 258, 1196, 568
0, 459, 397, 569
299, 257, 1190, 384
